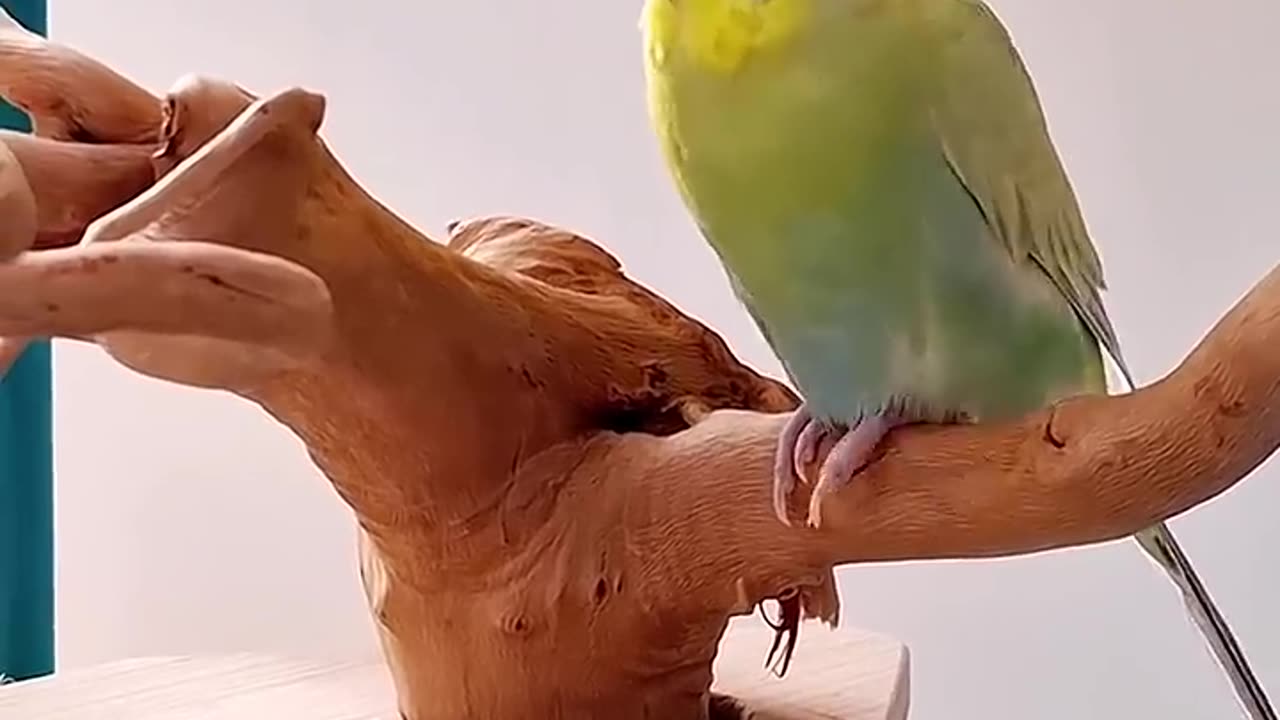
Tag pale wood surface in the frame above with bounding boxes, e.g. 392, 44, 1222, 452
0, 618, 909, 719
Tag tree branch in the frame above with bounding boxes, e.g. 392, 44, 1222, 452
0, 6, 161, 143
0, 17, 1275, 720
0, 132, 156, 248
595, 264, 1280, 615
0, 139, 35, 259
0, 241, 333, 387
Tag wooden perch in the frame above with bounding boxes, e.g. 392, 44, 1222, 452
0, 10, 1276, 720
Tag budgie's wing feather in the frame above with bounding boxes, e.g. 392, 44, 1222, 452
930, 1, 1134, 387
931, 17, 1280, 711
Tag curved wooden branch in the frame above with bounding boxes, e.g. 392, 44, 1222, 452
0, 241, 333, 387
0, 140, 35, 259
0, 5, 161, 143
0, 132, 155, 248
593, 267, 1279, 581
1, 22, 1275, 720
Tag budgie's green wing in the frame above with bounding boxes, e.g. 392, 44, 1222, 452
931, 1, 1133, 387
933, 9, 1280, 709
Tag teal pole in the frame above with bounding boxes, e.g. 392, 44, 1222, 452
0, 0, 54, 683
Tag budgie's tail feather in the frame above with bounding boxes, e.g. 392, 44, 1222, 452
1134, 523, 1276, 720
1107, 355, 1273, 717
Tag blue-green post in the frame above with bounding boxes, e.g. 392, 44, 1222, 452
0, 0, 54, 683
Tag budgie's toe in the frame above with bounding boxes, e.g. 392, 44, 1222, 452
792, 416, 831, 483
773, 404, 816, 526
806, 414, 897, 529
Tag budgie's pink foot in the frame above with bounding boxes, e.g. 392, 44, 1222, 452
792, 415, 831, 481
772, 405, 815, 526
806, 414, 902, 529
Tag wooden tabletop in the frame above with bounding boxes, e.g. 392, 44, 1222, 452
0, 617, 909, 719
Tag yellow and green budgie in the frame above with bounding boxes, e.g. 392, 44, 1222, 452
640, 0, 1273, 716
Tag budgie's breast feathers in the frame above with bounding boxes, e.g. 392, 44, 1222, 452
642, 0, 1123, 422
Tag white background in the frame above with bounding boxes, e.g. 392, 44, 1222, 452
45, 1, 1278, 718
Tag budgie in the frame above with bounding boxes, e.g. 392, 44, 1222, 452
640, 0, 1273, 715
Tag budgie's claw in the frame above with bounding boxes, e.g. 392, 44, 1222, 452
792, 417, 830, 483
776, 406, 903, 527
772, 406, 814, 526
806, 414, 896, 529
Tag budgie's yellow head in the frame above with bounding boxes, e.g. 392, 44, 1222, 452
641, 0, 813, 74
